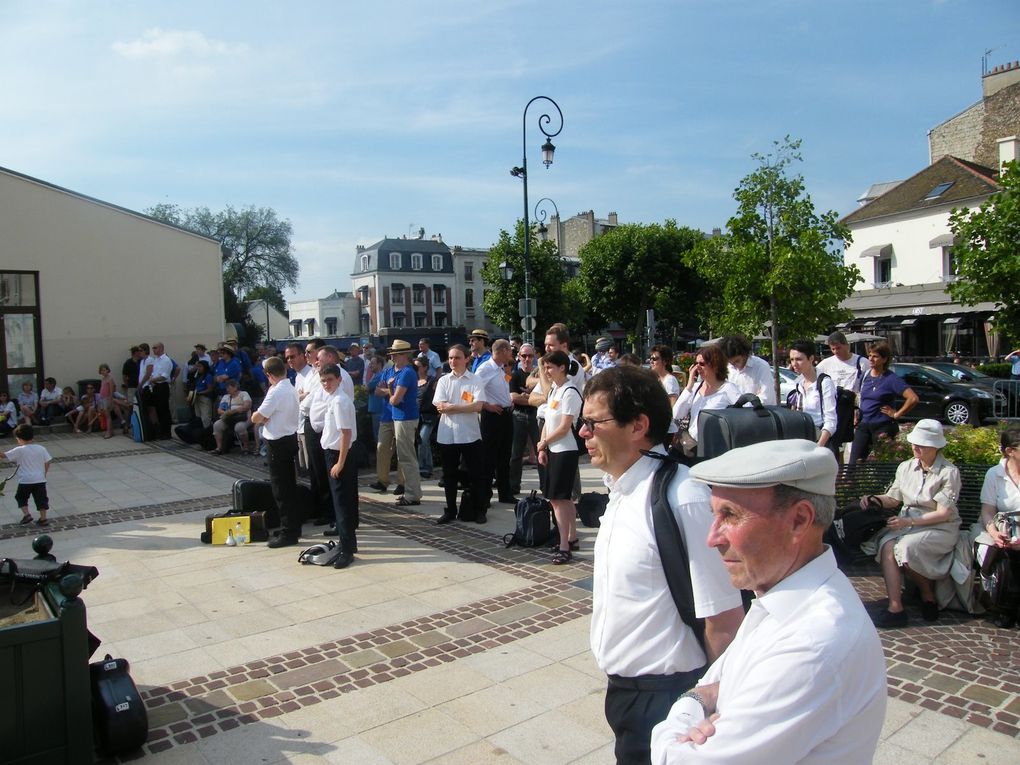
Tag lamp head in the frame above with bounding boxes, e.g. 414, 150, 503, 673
541, 139, 555, 168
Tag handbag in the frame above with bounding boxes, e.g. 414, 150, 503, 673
670, 416, 697, 458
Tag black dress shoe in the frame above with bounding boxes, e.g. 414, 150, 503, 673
267, 533, 300, 549
332, 550, 354, 569
436, 514, 456, 525
324, 527, 339, 537
498, 496, 519, 505
475, 512, 487, 524
368, 481, 387, 492
872, 609, 908, 629
994, 612, 1017, 629
920, 600, 939, 623
393, 484, 405, 496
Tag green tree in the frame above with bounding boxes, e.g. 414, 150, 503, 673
689, 137, 859, 395
244, 284, 288, 314
947, 160, 1020, 344
481, 221, 565, 336
576, 220, 706, 349
146, 203, 299, 302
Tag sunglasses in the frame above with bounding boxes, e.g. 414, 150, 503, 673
649, 356, 662, 362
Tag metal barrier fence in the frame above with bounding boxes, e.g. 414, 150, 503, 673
993, 379, 1020, 419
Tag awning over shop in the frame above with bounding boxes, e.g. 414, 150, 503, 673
900, 318, 917, 326
860, 244, 892, 259
943, 317, 962, 325
390, 283, 405, 291
929, 233, 955, 249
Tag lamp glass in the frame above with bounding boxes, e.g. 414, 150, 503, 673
499, 261, 514, 281
541, 139, 555, 167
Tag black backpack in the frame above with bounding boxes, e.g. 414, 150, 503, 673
565, 386, 586, 452
832, 357, 865, 443
503, 490, 557, 548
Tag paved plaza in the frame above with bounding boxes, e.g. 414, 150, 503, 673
2, 432, 1020, 764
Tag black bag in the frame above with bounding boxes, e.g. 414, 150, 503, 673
825, 497, 894, 566
232, 479, 279, 528
697, 394, 817, 460
174, 416, 205, 445
577, 492, 609, 528
503, 490, 556, 548
565, 386, 587, 452
832, 357, 865, 443
90, 654, 147, 755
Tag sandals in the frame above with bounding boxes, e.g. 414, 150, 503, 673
549, 538, 580, 551
551, 549, 573, 565
395, 496, 421, 506
19, 515, 34, 525
210, 448, 223, 455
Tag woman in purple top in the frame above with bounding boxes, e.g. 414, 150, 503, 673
849, 340, 918, 464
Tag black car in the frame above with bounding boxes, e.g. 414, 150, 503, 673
889, 363, 1005, 426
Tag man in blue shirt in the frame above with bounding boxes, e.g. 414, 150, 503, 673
345, 343, 366, 385
468, 329, 491, 373
387, 340, 422, 506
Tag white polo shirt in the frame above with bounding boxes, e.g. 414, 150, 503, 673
816, 353, 865, 394
305, 384, 332, 433
256, 379, 300, 441
728, 354, 776, 405
434, 370, 485, 444
475, 358, 512, 408
545, 382, 582, 453
591, 448, 742, 678
320, 390, 357, 452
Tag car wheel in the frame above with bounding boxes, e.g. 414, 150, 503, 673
943, 400, 973, 427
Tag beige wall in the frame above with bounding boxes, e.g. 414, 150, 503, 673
1, 169, 224, 389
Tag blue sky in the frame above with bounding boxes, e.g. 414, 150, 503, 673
3, 1, 1018, 304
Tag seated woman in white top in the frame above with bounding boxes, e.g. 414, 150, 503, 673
978, 426, 1020, 628
787, 339, 838, 452
671, 343, 739, 450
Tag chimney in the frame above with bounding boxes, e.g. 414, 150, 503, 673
998, 136, 1020, 172
983, 60, 1020, 97
608, 212, 618, 224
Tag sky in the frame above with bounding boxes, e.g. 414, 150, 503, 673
3, 0, 1019, 305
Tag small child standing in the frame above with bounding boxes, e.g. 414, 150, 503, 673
1, 424, 52, 526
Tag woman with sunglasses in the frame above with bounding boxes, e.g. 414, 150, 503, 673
537, 350, 581, 564
849, 340, 918, 464
671, 343, 739, 454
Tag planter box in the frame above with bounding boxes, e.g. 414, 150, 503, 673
0, 578, 94, 765
836, 462, 993, 527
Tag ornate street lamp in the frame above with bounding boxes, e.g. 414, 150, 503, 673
499, 260, 514, 282
534, 197, 560, 239
510, 96, 563, 344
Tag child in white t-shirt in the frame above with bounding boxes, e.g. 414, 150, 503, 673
1, 424, 53, 526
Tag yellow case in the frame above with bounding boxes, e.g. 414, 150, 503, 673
211, 516, 251, 545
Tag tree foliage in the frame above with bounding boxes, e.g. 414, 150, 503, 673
244, 284, 288, 313
947, 160, 1020, 344
689, 136, 859, 361
481, 221, 565, 336
576, 220, 706, 347
146, 203, 299, 300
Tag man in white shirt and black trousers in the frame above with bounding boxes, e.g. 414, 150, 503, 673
650, 439, 886, 764
252, 356, 302, 548
319, 363, 359, 568
580, 365, 744, 765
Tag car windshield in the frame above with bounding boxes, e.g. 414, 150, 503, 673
928, 362, 990, 380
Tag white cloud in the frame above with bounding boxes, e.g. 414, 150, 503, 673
112, 28, 247, 59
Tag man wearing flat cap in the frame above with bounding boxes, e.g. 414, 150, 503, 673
591, 336, 618, 375
651, 439, 886, 764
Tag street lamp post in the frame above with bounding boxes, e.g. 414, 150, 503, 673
511, 96, 563, 345
534, 197, 560, 241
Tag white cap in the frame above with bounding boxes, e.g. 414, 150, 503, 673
690, 439, 838, 496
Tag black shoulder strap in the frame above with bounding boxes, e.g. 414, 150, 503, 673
816, 372, 829, 417
649, 456, 706, 652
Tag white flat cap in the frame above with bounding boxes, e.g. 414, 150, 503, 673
690, 439, 837, 496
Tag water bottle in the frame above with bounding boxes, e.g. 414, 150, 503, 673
234, 521, 247, 545
225, 528, 236, 546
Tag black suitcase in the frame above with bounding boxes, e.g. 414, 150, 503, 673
90, 654, 147, 755
232, 479, 280, 528
129, 401, 154, 443
697, 394, 817, 460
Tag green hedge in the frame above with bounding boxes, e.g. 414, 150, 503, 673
976, 363, 1012, 378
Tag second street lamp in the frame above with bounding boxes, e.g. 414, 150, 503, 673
511, 96, 563, 345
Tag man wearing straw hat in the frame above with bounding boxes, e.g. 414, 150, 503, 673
651, 439, 885, 764
383, 339, 422, 506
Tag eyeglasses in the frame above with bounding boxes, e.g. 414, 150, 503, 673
694, 361, 707, 366
578, 416, 615, 432
519, 353, 534, 358
649, 356, 662, 362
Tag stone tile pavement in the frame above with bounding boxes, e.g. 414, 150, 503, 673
2, 431, 1019, 763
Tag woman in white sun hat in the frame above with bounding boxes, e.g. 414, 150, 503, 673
862, 419, 961, 629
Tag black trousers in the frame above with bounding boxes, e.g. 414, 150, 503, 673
605, 668, 706, 765
439, 440, 486, 520
325, 446, 359, 550
266, 434, 301, 536
304, 420, 333, 521
480, 408, 513, 500
849, 419, 899, 464
152, 382, 171, 438
509, 408, 541, 495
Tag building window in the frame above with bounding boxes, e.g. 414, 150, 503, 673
389, 252, 402, 270
413, 285, 425, 304
305, 318, 316, 335
411, 253, 423, 271
414, 313, 428, 328
433, 285, 445, 304
465, 288, 474, 308
1, 271, 42, 395
325, 318, 337, 336
942, 247, 958, 281
432, 254, 443, 271
393, 312, 405, 328
875, 257, 892, 287
464, 262, 473, 282
361, 254, 371, 272
434, 311, 447, 326
360, 314, 371, 334
392, 286, 404, 304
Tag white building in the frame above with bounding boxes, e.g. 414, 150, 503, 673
0, 165, 224, 392
286, 290, 360, 339
245, 299, 291, 341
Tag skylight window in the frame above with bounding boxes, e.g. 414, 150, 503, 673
924, 181, 954, 201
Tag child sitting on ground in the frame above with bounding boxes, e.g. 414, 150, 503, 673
1, 424, 52, 526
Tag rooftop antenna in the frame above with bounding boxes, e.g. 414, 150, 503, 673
982, 46, 1001, 77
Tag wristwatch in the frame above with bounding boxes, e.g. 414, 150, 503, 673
678, 689, 709, 716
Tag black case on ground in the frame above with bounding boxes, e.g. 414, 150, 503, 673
201, 509, 270, 543
231, 479, 314, 529
90, 654, 147, 755
696, 394, 817, 460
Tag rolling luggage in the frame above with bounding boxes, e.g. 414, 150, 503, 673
129, 402, 154, 443
232, 479, 279, 528
696, 393, 816, 460
90, 654, 147, 754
